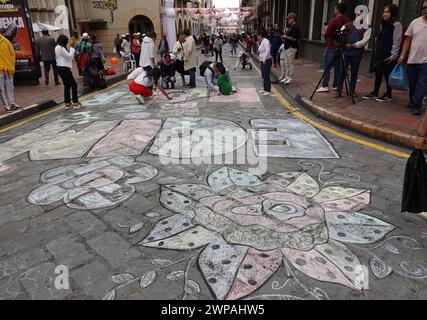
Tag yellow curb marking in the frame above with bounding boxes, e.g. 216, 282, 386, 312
252, 63, 410, 159
0, 79, 127, 134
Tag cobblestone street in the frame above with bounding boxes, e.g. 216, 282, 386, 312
0, 51, 426, 301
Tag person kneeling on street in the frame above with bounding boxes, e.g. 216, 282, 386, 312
128, 66, 172, 104
160, 54, 177, 89
204, 62, 236, 95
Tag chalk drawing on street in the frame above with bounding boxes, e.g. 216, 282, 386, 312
28, 156, 158, 210
249, 119, 340, 159
101, 166, 401, 300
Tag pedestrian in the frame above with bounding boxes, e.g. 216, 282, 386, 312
36, 28, 60, 86
183, 29, 197, 88
121, 34, 131, 54
202, 33, 210, 56
75, 33, 93, 78
230, 33, 238, 57
214, 35, 224, 64
209, 35, 215, 57
316, 3, 350, 93
364, 4, 402, 102
91, 35, 105, 72
160, 53, 176, 89
279, 13, 301, 85
172, 32, 187, 87
217, 64, 233, 96
55, 34, 83, 110
335, 11, 372, 98
245, 34, 254, 54
270, 24, 283, 68
131, 33, 142, 67
398, 1, 427, 116
0, 24, 21, 113
140, 32, 156, 70
159, 33, 170, 56
114, 34, 122, 57
257, 30, 273, 96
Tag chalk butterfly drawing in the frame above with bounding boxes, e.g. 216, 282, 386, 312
136, 166, 395, 300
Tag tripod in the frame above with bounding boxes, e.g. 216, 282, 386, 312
310, 42, 356, 105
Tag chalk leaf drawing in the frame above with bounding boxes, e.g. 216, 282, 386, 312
28, 156, 158, 210
139, 167, 395, 300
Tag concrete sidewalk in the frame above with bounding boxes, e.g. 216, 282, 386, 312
0, 55, 126, 127
251, 50, 424, 149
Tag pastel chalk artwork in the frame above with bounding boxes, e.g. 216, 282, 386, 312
28, 156, 158, 211
131, 166, 397, 300
210, 88, 261, 104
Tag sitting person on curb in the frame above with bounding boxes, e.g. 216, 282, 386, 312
160, 53, 176, 89
127, 66, 172, 104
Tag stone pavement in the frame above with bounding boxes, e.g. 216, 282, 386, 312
0, 50, 426, 301
256, 54, 425, 149
0, 55, 126, 126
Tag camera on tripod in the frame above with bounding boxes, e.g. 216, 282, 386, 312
332, 26, 350, 45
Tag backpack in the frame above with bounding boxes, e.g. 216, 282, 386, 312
200, 61, 214, 77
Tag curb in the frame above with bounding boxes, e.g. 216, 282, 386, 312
242, 43, 415, 149
0, 73, 127, 128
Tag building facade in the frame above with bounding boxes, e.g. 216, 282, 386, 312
29, 1, 213, 52
242, 0, 425, 73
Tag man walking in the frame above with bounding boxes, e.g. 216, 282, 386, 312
279, 13, 301, 85
399, 1, 427, 116
184, 29, 197, 88
317, 3, 350, 93
159, 33, 170, 56
36, 28, 60, 86
131, 33, 141, 67
0, 24, 21, 112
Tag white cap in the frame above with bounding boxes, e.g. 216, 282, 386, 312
82, 32, 89, 39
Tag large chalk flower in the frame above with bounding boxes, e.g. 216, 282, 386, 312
28, 156, 158, 210
141, 167, 394, 300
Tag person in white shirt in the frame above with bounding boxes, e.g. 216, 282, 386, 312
172, 33, 187, 86
121, 34, 131, 54
55, 34, 83, 110
127, 66, 171, 104
257, 30, 273, 96
140, 32, 157, 69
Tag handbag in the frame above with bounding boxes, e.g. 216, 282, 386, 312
389, 63, 409, 91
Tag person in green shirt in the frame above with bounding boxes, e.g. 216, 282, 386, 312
217, 65, 232, 96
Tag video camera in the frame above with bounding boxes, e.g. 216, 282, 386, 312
332, 25, 350, 45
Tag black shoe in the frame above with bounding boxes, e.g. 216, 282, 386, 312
376, 94, 392, 102
171, 83, 175, 89
363, 92, 379, 100
405, 103, 413, 109
412, 108, 422, 116
334, 92, 343, 99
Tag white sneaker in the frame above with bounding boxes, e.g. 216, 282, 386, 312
232, 86, 237, 93
418, 212, 427, 221
280, 78, 288, 83
284, 79, 292, 85
136, 95, 145, 104
258, 89, 266, 94
316, 87, 329, 93
263, 91, 272, 96
332, 87, 338, 91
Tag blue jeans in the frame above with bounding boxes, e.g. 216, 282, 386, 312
161, 76, 176, 88
337, 53, 362, 94
408, 63, 427, 110
322, 48, 338, 88
231, 43, 237, 56
188, 68, 196, 88
261, 58, 272, 92
43, 60, 59, 82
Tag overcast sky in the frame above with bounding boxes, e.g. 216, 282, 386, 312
213, 0, 240, 8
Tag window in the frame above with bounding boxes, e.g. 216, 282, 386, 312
399, 0, 423, 28
312, 0, 325, 41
